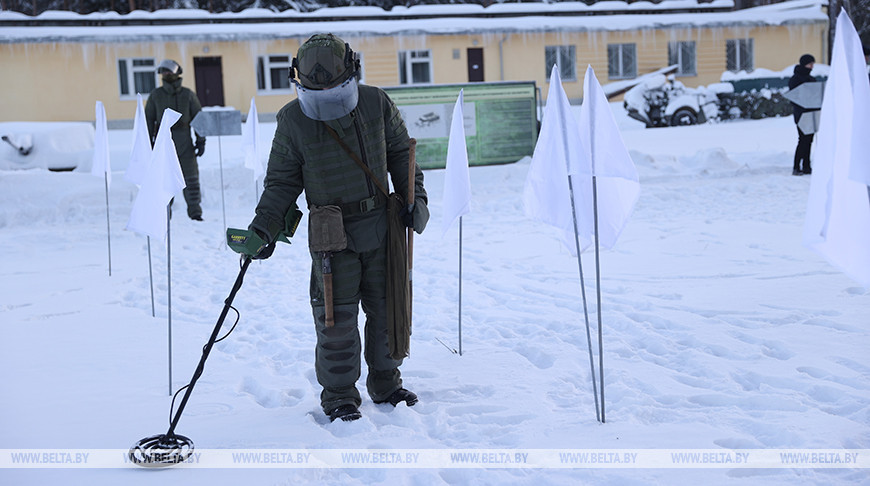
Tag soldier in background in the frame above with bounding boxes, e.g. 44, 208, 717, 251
248, 34, 428, 423
788, 54, 817, 176
145, 59, 206, 220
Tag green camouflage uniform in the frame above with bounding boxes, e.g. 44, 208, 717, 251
145, 78, 205, 219
251, 84, 428, 415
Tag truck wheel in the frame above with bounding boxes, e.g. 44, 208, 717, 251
671, 108, 698, 126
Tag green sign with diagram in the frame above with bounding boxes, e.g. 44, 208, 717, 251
383, 81, 539, 170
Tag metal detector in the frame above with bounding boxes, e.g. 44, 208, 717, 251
129, 205, 302, 467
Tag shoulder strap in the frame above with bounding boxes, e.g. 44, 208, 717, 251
323, 122, 390, 197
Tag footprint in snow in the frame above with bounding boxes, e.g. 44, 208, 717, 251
760, 340, 795, 360
514, 343, 556, 369
239, 376, 302, 409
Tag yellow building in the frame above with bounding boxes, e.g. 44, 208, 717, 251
0, 1, 827, 123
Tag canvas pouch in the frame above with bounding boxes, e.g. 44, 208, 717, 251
308, 205, 347, 253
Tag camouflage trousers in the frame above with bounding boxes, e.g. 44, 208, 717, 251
309, 241, 403, 414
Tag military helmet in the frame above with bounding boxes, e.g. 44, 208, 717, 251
292, 34, 359, 90
157, 59, 183, 76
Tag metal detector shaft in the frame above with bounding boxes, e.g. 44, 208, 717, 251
164, 256, 252, 437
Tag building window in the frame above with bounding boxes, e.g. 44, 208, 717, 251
545, 45, 576, 82
726, 38, 754, 72
668, 41, 697, 76
257, 55, 293, 93
118, 58, 157, 98
398, 50, 433, 85
607, 43, 637, 79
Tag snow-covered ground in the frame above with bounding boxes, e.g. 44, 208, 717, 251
1, 105, 868, 485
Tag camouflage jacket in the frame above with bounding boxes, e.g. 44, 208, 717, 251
252, 84, 428, 252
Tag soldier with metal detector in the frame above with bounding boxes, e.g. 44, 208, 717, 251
246, 33, 429, 423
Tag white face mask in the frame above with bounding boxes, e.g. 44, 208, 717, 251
293, 76, 359, 121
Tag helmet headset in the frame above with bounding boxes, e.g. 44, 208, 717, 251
288, 34, 362, 121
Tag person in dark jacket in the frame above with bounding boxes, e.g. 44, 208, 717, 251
248, 34, 428, 423
145, 59, 206, 220
788, 54, 817, 176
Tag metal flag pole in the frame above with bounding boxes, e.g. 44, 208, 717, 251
103, 173, 112, 276
588, 87, 606, 424
190, 109, 242, 240
458, 216, 464, 356
568, 175, 601, 423
147, 237, 155, 317
591, 175, 605, 423
557, 91, 600, 423
167, 204, 173, 396
217, 131, 227, 236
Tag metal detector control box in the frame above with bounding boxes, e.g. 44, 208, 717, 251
226, 204, 303, 256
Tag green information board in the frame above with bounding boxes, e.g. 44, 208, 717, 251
383, 81, 539, 170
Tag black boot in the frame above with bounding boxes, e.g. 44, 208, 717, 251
375, 388, 418, 407
792, 168, 803, 176
328, 404, 361, 422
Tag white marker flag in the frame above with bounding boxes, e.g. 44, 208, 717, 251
523, 66, 587, 255
441, 89, 472, 238
125, 94, 152, 186
241, 97, 265, 181
803, 11, 870, 287
127, 109, 186, 243
91, 101, 112, 188
574, 65, 640, 250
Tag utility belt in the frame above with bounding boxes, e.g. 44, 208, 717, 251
337, 192, 386, 217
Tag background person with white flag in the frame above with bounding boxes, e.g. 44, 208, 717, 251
803, 11, 870, 288
145, 59, 205, 221
127, 109, 186, 243
440, 89, 472, 355
125, 94, 152, 187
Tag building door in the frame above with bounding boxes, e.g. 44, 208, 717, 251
467, 48, 484, 82
193, 56, 225, 107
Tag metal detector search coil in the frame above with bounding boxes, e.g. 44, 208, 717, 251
129, 433, 194, 467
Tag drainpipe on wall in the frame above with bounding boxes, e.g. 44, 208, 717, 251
499, 35, 508, 81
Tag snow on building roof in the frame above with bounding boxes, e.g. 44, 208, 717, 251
0, 0, 826, 44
